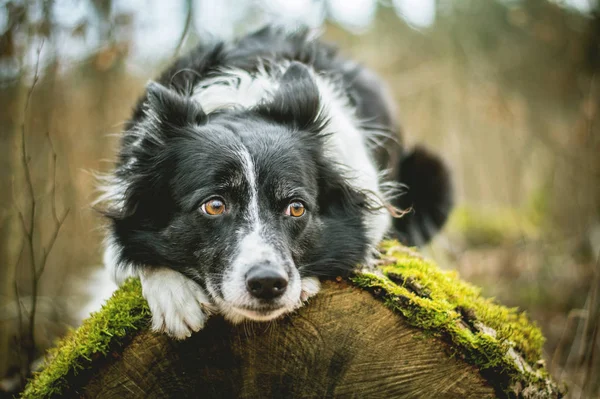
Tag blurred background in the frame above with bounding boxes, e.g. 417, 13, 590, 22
0, 0, 598, 397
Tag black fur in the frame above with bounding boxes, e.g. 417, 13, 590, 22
392, 147, 454, 246
103, 26, 453, 305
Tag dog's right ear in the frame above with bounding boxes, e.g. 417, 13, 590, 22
145, 81, 206, 129
256, 62, 327, 135
103, 82, 206, 223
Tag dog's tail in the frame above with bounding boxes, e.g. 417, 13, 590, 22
390, 146, 453, 246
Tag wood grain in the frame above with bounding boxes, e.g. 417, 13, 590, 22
71, 281, 496, 398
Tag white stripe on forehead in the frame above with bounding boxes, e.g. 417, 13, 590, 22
190, 63, 390, 248
236, 146, 260, 229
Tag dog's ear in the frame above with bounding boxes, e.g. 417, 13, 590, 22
145, 81, 206, 129
299, 157, 370, 279
104, 82, 206, 222
256, 62, 326, 133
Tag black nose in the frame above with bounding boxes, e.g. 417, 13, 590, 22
245, 267, 288, 300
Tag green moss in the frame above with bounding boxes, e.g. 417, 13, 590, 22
22, 278, 150, 398
449, 205, 540, 247
352, 241, 555, 397
23, 241, 559, 398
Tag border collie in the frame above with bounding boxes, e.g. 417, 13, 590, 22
98, 27, 453, 339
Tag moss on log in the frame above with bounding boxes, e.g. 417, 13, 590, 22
23, 241, 563, 398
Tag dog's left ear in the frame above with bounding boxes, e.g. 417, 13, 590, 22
145, 81, 206, 129
256, 62, 325, 133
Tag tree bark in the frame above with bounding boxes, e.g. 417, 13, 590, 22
79, 281, 496, 398
23, 242, 564, 399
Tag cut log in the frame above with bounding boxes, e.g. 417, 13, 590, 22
23, 241, 563, 398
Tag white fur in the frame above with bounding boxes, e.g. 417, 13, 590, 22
140, 267, 213, 340
102, 234, 136, 284
190, 63, 392, 325
191, 64, 392, 247
300, 276, 321, 303
103, 235, 214, 340
210, 145, 304, 323
223, 228, 303, 319
92, 173, 126, 213
236, 147, 261, 226
76, 267, 118, 322
313, 75, 391, 247
191, 65, 278, 113
99, 62, 391, 339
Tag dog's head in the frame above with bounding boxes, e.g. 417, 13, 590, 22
104, 63, 369, 322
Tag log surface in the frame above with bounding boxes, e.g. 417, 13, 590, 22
78, 281, 496, 398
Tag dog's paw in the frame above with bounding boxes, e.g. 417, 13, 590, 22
140, 268, 212, 340
300, 277, 321, 302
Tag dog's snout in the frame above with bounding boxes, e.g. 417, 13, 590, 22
245, 266, 288, 300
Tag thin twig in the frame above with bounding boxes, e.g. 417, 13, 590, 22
585, 72, 596, 143
16, 39, 55, 380
173, 0, 193, 58
17, 210, 29, 237
550, 308, 587, 376
47, 131, 60, 225
20, 44, 42, 275
36, 131, 70, 279
15, 38, 71, 382
12, 242, 26, 386
36, 208, 70, 280
580, 251, 600, 398
19, 40, 44, 375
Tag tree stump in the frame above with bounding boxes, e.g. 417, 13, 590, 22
23, 242, 563, 398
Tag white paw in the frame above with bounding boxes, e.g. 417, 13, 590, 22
300, 277, 321, 302
140, 268, 212, 340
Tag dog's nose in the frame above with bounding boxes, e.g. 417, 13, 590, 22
245, 267, 288, 300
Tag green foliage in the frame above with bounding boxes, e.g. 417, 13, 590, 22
449, 205, 541, 247
21, 279, 150, 398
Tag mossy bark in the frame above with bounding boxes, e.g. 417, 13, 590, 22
70, 281, 497, 398
23, 242, 563, 398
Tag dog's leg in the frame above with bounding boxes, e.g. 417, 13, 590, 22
299, 277, 321, 302
140, 268, 212, 339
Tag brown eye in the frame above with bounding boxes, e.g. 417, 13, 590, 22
201, 198, 226, 216
285, 201, 306, 218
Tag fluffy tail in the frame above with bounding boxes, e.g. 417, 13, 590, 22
391, 146, 453, 246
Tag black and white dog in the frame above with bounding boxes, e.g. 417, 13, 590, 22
98, 27, 453, 339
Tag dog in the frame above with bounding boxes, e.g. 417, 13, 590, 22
97, 26, 453, 339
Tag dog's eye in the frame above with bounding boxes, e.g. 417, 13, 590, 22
285, 201, 306, 218
201, 198, 226, 216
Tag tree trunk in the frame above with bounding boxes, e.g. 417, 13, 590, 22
82, 281, 495, 398
23, 243, 563, 398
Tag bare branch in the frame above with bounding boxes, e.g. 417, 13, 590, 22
15, 38, 71, 382
173, 0, 193, 58
36, 131, 70, 279
580, 252, 600, 397
47, 131, 60, 225
20, 41, 44, 277
550, 308, 587, 376
22, 40, 43, 131
36, 208, 70, 280
12, 241, 26, 386
585, 72, 597, 141
17, 210, 29, 238
18, 39, 44, 380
